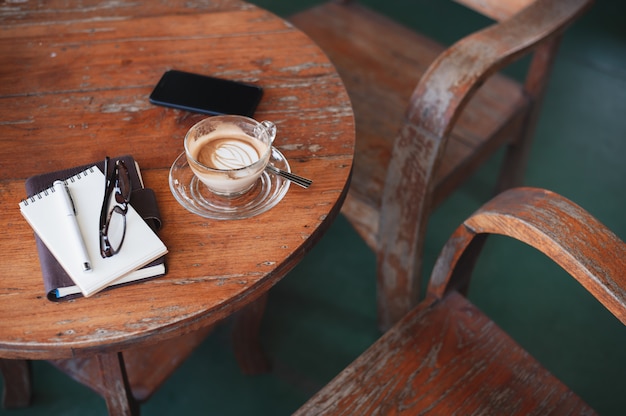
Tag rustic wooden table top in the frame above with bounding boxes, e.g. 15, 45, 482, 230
0, 0, 354, 360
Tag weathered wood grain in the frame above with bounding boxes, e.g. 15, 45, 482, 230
291, 0, 593, 330
0, 1, 354, 413
295, 188, 623, 415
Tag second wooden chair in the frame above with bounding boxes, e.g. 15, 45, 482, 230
291, 0, 594, 329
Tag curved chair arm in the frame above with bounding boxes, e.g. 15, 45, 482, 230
376, 0, 593, 327
410, 0, 591, 137
429, 187, 626, 324
407, 0, 592, 137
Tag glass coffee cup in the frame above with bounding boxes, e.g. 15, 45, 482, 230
184, 115, 277, 197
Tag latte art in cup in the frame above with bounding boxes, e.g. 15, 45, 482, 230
194, 135, 266, 170
184, 116, 277, 197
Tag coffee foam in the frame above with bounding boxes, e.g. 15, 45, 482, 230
190, 125, 267, 170
195, 136, 261, 170
186, 122, 271, 196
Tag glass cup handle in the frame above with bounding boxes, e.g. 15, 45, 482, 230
259, 120, 276, 144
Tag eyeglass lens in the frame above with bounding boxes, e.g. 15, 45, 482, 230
114, 162, 131, 204
104, 205, 126, 254
101, 158, 132, 257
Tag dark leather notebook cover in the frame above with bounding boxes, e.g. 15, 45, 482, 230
24, 155, 166, 301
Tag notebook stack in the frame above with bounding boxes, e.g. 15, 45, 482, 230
19, 155, 168, 301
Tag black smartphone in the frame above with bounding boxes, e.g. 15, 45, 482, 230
149, 70, 263, 117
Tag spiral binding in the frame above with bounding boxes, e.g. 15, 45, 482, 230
21, 166, 97, 206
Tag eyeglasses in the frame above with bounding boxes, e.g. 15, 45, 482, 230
100, 157, 132, 258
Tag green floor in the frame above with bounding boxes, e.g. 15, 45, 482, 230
2, 1, 625, 415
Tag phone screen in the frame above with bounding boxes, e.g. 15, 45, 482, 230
149, 70, 263, 117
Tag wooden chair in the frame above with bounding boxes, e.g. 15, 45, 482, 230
290, 0, 594, 330
294, 187, 626, 415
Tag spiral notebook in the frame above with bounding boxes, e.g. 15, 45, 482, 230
19, 157, 168, 299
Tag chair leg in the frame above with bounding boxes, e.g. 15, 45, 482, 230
496, 36, 562, 192
0, 359, 32, 409
232, 293, 271, 375
96, 352, 139, 416
377, 219, 428, 331
377, 101, 461, 330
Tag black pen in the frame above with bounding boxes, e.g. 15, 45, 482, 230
53, 180, 92, 272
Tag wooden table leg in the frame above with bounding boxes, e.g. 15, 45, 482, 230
0, 359, 32, 409
232, 293, 271, 375
96, 352, 139, 416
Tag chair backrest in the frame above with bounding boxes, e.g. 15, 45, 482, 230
429, 187, 626, 324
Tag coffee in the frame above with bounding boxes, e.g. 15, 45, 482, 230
192, 134, 267, 170
184, 116, 276, 197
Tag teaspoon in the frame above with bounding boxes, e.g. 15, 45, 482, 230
265, 164, 312, 189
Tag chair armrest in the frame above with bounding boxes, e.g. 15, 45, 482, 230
407, 0, 593, 137
429, 187, 626, 324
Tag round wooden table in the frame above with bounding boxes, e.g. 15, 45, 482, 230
0, 1, 354, 414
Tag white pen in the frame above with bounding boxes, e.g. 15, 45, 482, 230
53, 180, 92, 272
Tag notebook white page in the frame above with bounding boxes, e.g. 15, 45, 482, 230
19, 166, 168, 297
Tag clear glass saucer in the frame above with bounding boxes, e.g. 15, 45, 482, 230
169, 147, 291, 220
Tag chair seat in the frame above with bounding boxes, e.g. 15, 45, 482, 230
292, 3, 528, 250
295, 291, 593, 415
